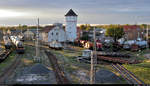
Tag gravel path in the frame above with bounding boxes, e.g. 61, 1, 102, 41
95, 69, 123, 84
10, 63, 57, 84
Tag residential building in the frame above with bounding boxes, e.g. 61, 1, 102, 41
87, 28, 106, 41
76, 27, 83, 40
24, 29, 34, 40
123, 25, 144, 40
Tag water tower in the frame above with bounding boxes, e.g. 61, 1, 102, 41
65, 9, 78, 42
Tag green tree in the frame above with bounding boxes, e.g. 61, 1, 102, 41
79, 24, 91, 31
140, 24, 147, 29
85, 24, 91, 31
22, 25, 28, 30
80, 31, 91, 40
105, 25, 124, 42
80, 24, 86, 30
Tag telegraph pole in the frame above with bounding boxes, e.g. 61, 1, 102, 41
90, 27, 97, 84
34, 18, 40, 62
20, 24, 23, 35
147, 24, 149, 50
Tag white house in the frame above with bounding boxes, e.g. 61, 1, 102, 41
48, 23, 66, 42
65, 9, 78, 42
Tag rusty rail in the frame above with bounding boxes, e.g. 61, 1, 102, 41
45, 50, 70, 84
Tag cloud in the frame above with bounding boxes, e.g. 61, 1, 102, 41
0, 0, 150, 25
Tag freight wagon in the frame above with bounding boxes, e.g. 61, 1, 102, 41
10, 36, 24, 54
3, 36, 12, 49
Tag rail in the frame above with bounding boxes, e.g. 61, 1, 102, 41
0, 54, 22, 84
112, 64, 144, 85
45, 50, 70, 84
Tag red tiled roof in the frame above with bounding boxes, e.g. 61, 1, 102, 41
123, 25, 140, 29
77, 27, 81, 32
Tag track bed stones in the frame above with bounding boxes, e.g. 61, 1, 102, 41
75, 70, 90, 84
45, 50, 70, 84
95, 69, 123, 84
8, 63, 57, 84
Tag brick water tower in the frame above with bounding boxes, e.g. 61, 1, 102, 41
65, 9, 78, 42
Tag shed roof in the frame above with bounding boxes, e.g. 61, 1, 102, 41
42, 26, 55, 33
24, 30, 34, 35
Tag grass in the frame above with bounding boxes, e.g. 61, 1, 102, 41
123, 60, 150, 84
50, 48, 91, 83
50, 47, 127, 84
23, 41, 150, 84
20, 45, 36, 66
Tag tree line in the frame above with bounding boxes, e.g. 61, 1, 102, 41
79, 24, 150, 41
0, 25, 43, 31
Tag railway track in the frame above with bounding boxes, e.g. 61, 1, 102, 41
97, 56, 130, 64
112, 64, 145, 85
45, 50, 70, 84
0, 54, 22, 84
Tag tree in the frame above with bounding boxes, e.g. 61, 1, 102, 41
79, 24, 91, 31
80, 24, 86, 30
22, 25, 28, 30
80, 31, 91, 40
85, 24, 91, 31
140, 24, 147, 29
105, 25, 124, 42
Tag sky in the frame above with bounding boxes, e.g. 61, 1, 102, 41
0, 0, 150, 26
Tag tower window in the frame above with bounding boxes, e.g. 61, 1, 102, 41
52, 32, 53, 35
56, 32, 58, 35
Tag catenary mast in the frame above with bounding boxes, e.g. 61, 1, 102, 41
90, 27, 97, 84
34, 18, 40, 62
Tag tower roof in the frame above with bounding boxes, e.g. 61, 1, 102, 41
65, 9, 78, 16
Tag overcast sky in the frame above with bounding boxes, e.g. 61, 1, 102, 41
0, 0, 150, 25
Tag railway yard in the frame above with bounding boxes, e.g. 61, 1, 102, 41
0, 36, 150, 85
1, 0, 150, 85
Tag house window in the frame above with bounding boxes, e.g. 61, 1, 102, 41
56, 32, 58, 35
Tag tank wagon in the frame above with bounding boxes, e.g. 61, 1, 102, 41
18, 34, 24, 41
3, 36, 12, 49
10, 36, 24, 54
